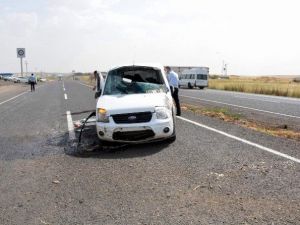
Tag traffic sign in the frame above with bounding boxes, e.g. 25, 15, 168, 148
17, 48, 26, 58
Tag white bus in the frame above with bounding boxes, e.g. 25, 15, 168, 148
179, 67, 209, 89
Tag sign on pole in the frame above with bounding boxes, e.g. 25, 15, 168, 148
17, 48, 25, 77
17, 48, 26, 58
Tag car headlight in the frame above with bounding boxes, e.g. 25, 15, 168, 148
155, 107, 170, 119
97, 108, 109, 123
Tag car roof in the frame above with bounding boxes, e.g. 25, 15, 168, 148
109, 63, 164, 71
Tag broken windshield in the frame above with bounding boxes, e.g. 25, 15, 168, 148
103, 66, 167, 95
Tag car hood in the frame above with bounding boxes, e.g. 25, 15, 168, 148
97, 93, 172, 115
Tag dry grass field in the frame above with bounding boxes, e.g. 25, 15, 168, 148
79, 74, 300, 98
209, 76, 300, 98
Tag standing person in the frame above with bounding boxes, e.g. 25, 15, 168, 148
165, 66, 181, 116
29, 73, 37, 92
93, 70, 104, 98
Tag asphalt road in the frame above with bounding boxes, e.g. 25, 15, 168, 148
180, 88, 300, 131
0, 80, 300, 224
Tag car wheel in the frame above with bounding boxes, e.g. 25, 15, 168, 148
188, 83, 193, 89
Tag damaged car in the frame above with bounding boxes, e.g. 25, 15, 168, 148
95, 64, 176, 144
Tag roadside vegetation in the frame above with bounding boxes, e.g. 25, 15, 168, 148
182, 103, 300, 141
209, 76, 300, 98
77, 74, 94, 86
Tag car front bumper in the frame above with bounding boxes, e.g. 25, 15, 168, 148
96, 117, 174, 143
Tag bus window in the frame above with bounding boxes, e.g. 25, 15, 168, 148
197, 74, 208, 80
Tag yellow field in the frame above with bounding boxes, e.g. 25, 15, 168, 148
209, 76, 300, 98
76, 74, 95, 86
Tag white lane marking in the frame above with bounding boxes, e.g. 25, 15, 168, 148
78, 82, 93, 88
0, 91, 29, 106
64, 94, 68, 100
178, 116, 300, 164
233, 95, 280, 103
203, 89, 300, 103
0, 85, 44, 105
0, 85, 44, 106
180, 95, 300, 119
66, 111, 75, 140
63, 88, 66, 91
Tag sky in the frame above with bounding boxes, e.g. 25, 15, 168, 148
0, 0, 300, 75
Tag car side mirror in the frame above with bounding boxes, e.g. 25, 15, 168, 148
95, 90, 102, 99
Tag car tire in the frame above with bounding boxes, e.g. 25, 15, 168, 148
165, 112, 176, 143
199, 87, 204, 90
188, 83, 193, 89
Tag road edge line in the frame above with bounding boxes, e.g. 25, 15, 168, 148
78, 82, 93, 88
0, 91, 29, 106
180, 95, 300, 119
178, 116, 300, 164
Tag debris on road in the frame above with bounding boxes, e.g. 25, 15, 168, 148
208, 172, 225, 179
52, 180, 60, 184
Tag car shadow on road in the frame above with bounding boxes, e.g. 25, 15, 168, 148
65, 140, 171, 159
63, 126, 172, 159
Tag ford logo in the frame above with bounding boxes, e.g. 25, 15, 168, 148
128, 116, 137, 121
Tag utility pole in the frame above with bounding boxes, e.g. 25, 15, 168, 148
20, 58, 24, 77
25, 61, 28, 76
222, 60, 228, 77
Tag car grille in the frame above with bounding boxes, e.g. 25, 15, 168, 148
112, 112, 152, 124
113, 130, 155, 141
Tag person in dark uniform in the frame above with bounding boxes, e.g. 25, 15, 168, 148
93, 70, 104, 98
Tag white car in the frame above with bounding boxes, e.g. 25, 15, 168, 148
12, 76, 29, 83
96, 64, 176, 143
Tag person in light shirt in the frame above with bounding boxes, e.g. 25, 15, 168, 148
29, 73, 37, 92
165, 66, 181, 116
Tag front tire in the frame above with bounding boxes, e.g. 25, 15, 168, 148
166, 112, 176, 143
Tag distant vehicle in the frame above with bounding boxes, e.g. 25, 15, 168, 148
12, 76, 20, 83
12, 76, 29, 83
1, 73, 13, 81
96, 63, 176, 144
5, 76, 14, 82
58, 75, 63, 81
179, 67, 209, 89
40, 78, 46, 82
18, 77, 30, 83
